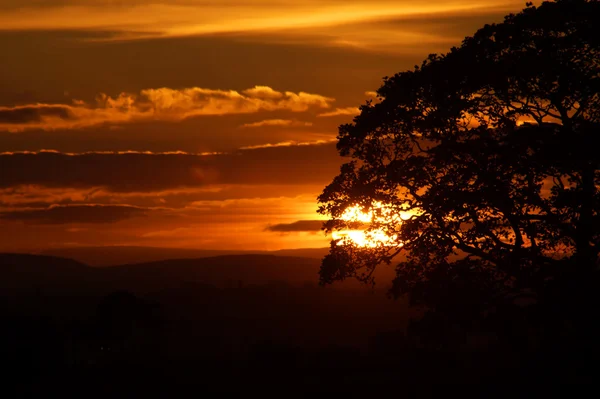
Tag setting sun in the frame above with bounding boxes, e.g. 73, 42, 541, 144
332, 202, 410, 247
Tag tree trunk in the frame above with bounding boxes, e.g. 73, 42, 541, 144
575, 165, 596, 269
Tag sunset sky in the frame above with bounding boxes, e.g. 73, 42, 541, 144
0, 0, 533, 252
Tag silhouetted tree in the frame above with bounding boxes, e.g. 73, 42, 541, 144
319, 0, 600, 311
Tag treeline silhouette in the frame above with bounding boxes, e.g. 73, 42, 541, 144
1, 253, 598, 395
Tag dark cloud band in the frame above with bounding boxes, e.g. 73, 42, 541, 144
267, 219, 325, 233
0, 142, 342, 192
0, 105, 72, 124
0, 204, 146, 224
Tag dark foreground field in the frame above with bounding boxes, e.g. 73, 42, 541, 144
1, 253, 599, 394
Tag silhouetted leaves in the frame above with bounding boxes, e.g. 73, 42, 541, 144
319, 0, 600, 315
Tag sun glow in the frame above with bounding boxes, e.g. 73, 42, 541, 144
332, 202, 409, 247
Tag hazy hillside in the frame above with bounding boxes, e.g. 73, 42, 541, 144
0, 253, 87, 271
0, 253, 91, 294
0, 252, 411, 377
97, 255, 325, 293
38, 246, 330, 267
0, 252, 398, 295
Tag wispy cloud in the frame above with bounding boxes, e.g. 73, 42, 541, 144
0, 204, 148, 224
240, 119, 313, 129
0, 1, 532, 56
266, 219, 325, 233
238, 139, 336, 150
0, 141, 341, 192
0, 1, 524, 37
0, 86, 334, 132
318, 107, 360, 118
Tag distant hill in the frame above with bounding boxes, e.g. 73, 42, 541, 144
0, 252, 411, 381
98, 254, 325, 292
1, 252, 397, 296
0, 253, 87, 270
38, 246, 330, 267
0, 253, 90, 294
271, 247, 330, 259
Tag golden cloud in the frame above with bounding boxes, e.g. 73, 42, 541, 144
0, 1, 526, 41
317, 107, 361, 117
0, 85, 335, 132
240, 119, 313, 129
0, 1, 534, 60
238, 139, 335, 150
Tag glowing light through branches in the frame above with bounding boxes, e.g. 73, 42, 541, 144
332, 201, 409, 247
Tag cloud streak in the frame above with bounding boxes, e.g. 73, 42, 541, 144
240, 119, 313, 128
0, 1, 527, 39
0, 142, 341, 192
0, 204, 147, 224
318, 107, 361, 118
238, 139, 335, 150
0, 86, 334, 132
266, 219, 325, 233
0, 1, 534, 58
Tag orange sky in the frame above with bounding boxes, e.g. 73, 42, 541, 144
0, 0, 535, 251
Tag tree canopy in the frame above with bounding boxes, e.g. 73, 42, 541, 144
318, 0, 600, 310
